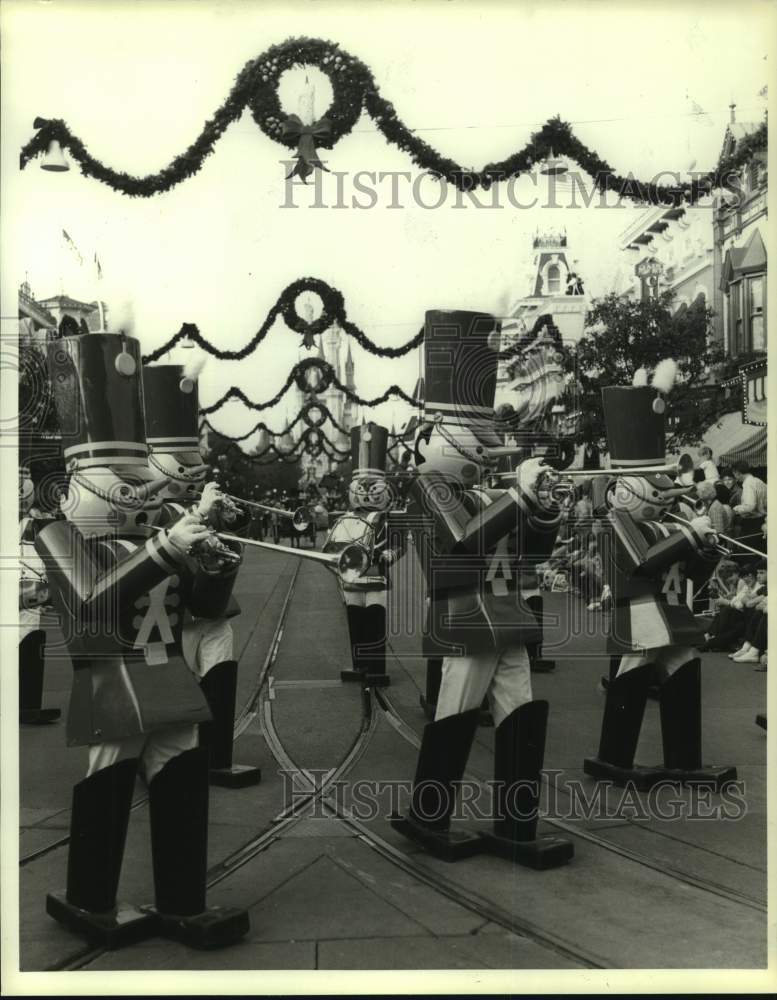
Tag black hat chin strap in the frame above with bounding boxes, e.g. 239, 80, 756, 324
435, 420, 492, 467
148, 451, 204, 482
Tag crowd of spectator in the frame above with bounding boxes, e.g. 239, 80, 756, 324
535, 446, 767, 668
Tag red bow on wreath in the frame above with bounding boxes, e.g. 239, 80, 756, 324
282, 115, 332, 182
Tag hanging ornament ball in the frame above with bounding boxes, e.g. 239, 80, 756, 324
179, 377, 195, 394
363, 430, 372, 442
652, 396, 666, 414
115, 351, 136, 377
487, 329, 501, 351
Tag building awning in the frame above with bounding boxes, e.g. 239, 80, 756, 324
720, 426, 767, 468
700, 411, 767, 468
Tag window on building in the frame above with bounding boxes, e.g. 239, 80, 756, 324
726, 273, 766, 357
547, 264, 561, 294
749, 274, 765, 352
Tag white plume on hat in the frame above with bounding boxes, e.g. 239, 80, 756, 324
182, 351, 208, 380
651, 358, 678, 394
632, 368, 649, 387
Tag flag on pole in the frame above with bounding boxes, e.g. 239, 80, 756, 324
94, 252, 103, 280
62, 229, 83, 265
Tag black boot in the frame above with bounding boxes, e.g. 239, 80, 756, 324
145, 747, 249, 949
584, 664, 663, 790
599, 654, 620, 692
46, 759, 156, 948
19, 631, 60, 725
527, 595, 555, 673
481, 701, 573, 869
341, 605, 368, 683
420, 658, 442, 720
660, 659, 737, 789
390, 708, 482, 861
199, 661, 261, 788
361, 605, 390, 688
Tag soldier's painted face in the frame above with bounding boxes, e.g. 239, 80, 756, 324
607, 473, 684, 522
62, 464, 170, 538
348, 476, 391, 512
414, 423, 491, 485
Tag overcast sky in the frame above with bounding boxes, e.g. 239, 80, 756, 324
1, 0, 771, 443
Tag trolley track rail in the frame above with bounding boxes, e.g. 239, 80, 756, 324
375, 681, 767, 915
28, 557, 766, 972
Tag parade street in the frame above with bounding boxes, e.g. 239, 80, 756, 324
19, 544, 767, 972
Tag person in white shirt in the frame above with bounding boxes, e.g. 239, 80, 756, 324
732, 461, 767, 544
696, 446, 719, 483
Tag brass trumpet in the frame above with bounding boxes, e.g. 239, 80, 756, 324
217, 533, 372, 584
223, 493, 313, 532
679, 493, 707, 516
495, 464, 678, 481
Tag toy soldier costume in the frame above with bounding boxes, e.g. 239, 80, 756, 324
323, 422, 393, 688
391, 309, 573, 869
584, 369, 737, 791
143, 363, 260, 788
18, 449, 61, 725
37, 333, 249, 949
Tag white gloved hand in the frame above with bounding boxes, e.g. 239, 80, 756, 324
196, 481, 223, 519
515, 458, 552, 497
168, 513, 211, 556
690, 514, 716, 544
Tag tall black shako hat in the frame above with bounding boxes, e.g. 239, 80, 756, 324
47, 333, 148, 471
601, 360, 677, 468
142, 364, 202, 465
351, 422, 388, 479
423, 310, 503, 448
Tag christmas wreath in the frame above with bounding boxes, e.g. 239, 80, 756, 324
278, 277, 344, 348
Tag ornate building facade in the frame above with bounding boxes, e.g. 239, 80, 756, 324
496, 229, 586, 409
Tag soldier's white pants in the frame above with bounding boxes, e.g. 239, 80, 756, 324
435, 646, 532, 729
182, 619, 234, 678
87, 724, 198, 784
616, 646, 696, 680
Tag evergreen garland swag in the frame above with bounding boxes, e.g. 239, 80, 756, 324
142, 277, 423, 363
22, 37, 767, 202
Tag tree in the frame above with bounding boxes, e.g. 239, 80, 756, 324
569, 291, 736, 451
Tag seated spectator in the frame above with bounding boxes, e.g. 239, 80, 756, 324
720, 469, 742, 508
731, 461, 767, 540
569, 539, 603, 610
696, 481, 733, 534
710, 559, 740, 602
696, 446, 720, 482
702, 566, 766, 651
730, 593, 768, 666
676, 453, 696, 488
